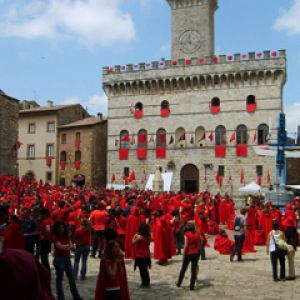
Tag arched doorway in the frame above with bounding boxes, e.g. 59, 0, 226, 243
180, 164, 199, 193
72, 174, 85, 187
25, 171, 35, 181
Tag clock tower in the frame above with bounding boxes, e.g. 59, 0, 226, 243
167, 0, 218, 60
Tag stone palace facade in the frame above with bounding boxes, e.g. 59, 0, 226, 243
103, 0, 286, 195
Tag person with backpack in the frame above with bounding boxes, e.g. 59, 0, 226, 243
230, 208, 246, 262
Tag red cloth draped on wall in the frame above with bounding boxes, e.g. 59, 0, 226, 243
138, 133, 147, 143
74, 139, 80, 148
74, 160, 80, 170
247, 103, 256, 112
119, 148, 128, 160
134, 110, 143, 119
211, 105, 220, 114
160, 108, 170, 117
60, 161, 66, 170
236, 144, 248, 157
137, 148, 147, 160
215, 145, 226, 157
156, 147, 166, 159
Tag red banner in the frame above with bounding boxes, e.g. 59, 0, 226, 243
46, 156, 52, 167
60, 161, 66, 170
119, 148, 128, 160
215, 145, 226, 157
160, 108, 170, 117
74, 160, 80, 170
134, 110, 144, 119
74, 139, 80, 148
247, 103, 256, 113
211, 105, 220, 114
156, 147, 166, 159
137, 148, 147, 160
236, 144, 248, 157
138, 133, 147, 143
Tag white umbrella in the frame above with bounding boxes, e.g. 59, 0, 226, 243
239, 182, 261, 193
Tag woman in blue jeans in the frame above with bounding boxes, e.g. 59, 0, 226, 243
52, 221, 83, 300
73, 219, 91, 280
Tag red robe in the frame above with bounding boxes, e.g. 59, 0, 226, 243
259, 211, 273, 243
4, 222, 24, 250
254, 229, 266, 245
95, 259, 130, 300
124, 207, 144, 259
214, 234, 234, 255
218, 200, 227, 224
0, 249, 55, 300
243, 207, 256, 253
153, 215, 175, 262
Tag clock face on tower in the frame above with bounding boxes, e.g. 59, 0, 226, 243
179, 30, 202, 54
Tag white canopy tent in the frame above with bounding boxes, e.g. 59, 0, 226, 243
239, 182, 261, 193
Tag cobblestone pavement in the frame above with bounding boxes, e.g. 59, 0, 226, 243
51, 234, 300, 300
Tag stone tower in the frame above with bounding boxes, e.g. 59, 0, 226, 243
167, 0, 218, 60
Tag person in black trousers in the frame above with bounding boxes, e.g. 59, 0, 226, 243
266, 220, 286, 281
230, 208, 246, 262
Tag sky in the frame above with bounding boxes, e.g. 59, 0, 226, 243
0, 0, 300, 134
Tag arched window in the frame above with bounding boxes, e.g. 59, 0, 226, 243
195, 126, 206, 147
60, 151, 67, 162
138, 129, 147, 148
134, 102, 144, 119
156, 128, 166, 147
75, 150, 81, 161
246, 95, 256, 112
74, 132, 81, 148
215, 125, 226, 145
175, 127, 186, 147
120, 130, 130, 149
236, 124, 248, 145
211, 97, 220, 114
257, 123, 269, 145
161, 100, 170, 117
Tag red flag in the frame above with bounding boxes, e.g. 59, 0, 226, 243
111, 174, 116, 182
14, 141, 23, 150
130, 135, 135, 146
74, 139, 80, 148
267, 171, 271, 184
229, 132, 235, 143
240, 169, 244, 184
46, 156, 52, 167
169, 135, 174, 144
190, 135, 194, 144
129, 171, 136, 182
257, 176, 262, 186
253, 131, 257, 143
208, 131, 214, 141
149, 135, 155, 143
178, 133, 186, 141
121, 135, 130, 142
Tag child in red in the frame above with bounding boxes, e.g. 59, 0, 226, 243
133, 223, 151, 287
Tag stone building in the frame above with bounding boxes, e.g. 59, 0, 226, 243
18, 101, 89, 184
0, 90, 19, 176
57, 115, 107, 187
103, 0, 286, 195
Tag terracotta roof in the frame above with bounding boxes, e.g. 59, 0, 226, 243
19, 104, 80, 113
58, 116, 106, 129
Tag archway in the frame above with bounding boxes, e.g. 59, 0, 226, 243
72, 174, 85, 187
180, 164, 199, 193
25, 171, 35, 181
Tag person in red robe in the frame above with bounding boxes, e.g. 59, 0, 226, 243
95, 240, 130, 300
0, 248, 55, 300
153, 210, 176, 265
218, 198, 227, 224
283, 204, 297, 229
214, 229, 234, 255
3, 215, 24, 250
125, 206, 144, 259
242, 202, 256, 253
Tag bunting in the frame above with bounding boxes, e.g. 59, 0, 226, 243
253, 131, 257, 143
169, 135, 174, 145
229, 132, 236, 143
208, 131, 214, 141
240, 169, 245, 185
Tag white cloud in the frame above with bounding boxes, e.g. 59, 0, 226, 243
274, 0, 300, 35
0, 0, 136, 48
285, 102, 300, 133
61, 93, 107, 115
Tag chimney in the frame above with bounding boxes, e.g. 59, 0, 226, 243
97, 113, 103, 120
47, 100, 54, 107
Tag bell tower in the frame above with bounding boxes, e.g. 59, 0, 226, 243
167, 0, 218, 60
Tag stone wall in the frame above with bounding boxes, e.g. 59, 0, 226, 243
0, 94, 19, 176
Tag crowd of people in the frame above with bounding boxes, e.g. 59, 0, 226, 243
0, 175, 299, 299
